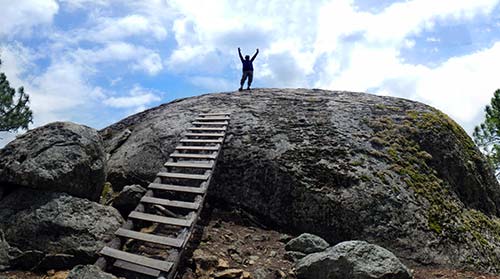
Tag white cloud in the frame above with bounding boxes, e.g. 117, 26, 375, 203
74, 42, 164, 75
104, 85, 161, 108
426, 37, 441, 42
415, 42, 500, 122
89, 15, 167, 42
133, 52, 164, 75
59, 0, 110, 10
0, 0, 59, 37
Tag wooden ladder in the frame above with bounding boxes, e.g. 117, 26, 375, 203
96, 112, 231, 278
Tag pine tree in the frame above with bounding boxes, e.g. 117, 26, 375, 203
0, 58, 33, 132
473, 89, 500, 178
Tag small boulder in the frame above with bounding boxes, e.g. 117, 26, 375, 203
285, 233, 329, 254
0, 122, 106, 201
284, 251, 306, 262
296, 240, 412, 279
67, 264, 118, 279
112, 184, 147, 216
0, 189, 123, 269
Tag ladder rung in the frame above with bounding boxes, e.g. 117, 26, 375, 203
198, 112, 231, 116
114, 260, 161, 277
176, 146, 219, 151
157, 172, 210, 180
188, 127, 226, 132
129, 211, 193, 227
185, 133, 225, 137
194, 117, 230, 121
148, 183, 205, 194
164, 161, 214, 169
192, 121, 228, 126
170, 153, 217, 159
141, 196, 200, 210
180, 138, 223, 144
100, 247, 173, 272
115, 228, 184, 248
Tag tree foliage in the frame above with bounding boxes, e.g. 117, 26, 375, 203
473, 89, 500, 178
0, 58, 33, 132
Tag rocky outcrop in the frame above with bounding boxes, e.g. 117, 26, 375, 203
67, 264, 118, 279
296, 240, 412, 279
100, 88, 500, 271
285, 233, 329, 254
0, 122, 106, 201
0, 189, 123, 269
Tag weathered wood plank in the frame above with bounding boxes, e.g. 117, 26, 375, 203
141, 196, 200, 210
164, 161, 214, 169
115, 228, 184, 248
198, 112, 231, 116
184, 132, 225, 137
113, 260, 162, 277
170, 153, 217, 159
100, 247, 173, 272
194, 117, 230, 121
175, 145, 219, 151
188, 127, 226, 132
179, 138, 223, 143
129, 211, 193, 227
157, 172, 209, 180
192, 121, 228, 126
148, 183, 205, 194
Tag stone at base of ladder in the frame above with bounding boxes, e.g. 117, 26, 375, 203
295, 240, 412, 279
67, 265, 118, 279
285, 233, 330, 254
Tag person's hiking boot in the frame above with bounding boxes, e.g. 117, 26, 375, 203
238, 87, 243, 91
247, 87, 251, 90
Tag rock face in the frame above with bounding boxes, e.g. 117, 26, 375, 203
0, 122, 106, 201
285, 233, 329, 254
296, 240, 412, 279
0, 189, 123, 269
100, 88, 500, 271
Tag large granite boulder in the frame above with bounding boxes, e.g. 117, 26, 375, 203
0, 121, 106, 201
0, 189, 123, 269
100, 88, 500, 271
296, 240, 412, 279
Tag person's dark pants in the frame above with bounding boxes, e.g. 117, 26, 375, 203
240, 70, 253, 88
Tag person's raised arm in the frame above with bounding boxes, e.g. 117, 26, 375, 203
251, 48, 259, 62
238, 47, 244, 62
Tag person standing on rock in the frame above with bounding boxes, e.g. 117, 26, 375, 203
238, 47, 259, 91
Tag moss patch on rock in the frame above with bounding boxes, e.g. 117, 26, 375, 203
367, 108, 500, 270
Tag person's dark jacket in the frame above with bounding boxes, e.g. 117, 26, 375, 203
239, 49, 259, 72
242, 60, 253, 71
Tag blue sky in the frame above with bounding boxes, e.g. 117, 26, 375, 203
1, 0, 500, 146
